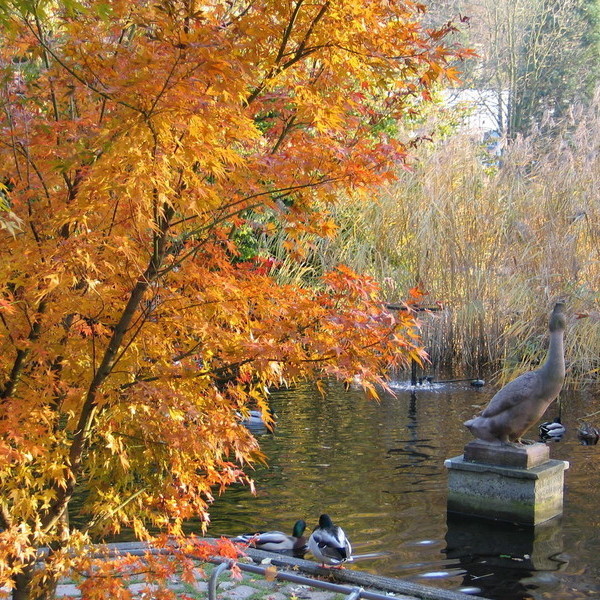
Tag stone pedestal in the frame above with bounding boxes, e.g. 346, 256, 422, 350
463, 439, 549, 468
445, 441, 569, 525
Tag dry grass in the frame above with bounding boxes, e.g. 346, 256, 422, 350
276, 98, 600, 386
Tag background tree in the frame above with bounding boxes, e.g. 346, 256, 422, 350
0, 1, 467, 598
425, 0, 600, 136
509, 0, 600, 135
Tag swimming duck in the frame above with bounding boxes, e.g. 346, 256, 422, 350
464, 302, 567, 444
237, 409, 276, 433
308, 514, 353, 567
539, 417, 566, 442
232, 519, 307, 555
577, 423, 600, 446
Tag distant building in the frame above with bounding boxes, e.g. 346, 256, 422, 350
442, 88, 509, 136
442, 88, 509, 159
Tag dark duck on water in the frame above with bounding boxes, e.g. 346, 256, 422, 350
465, 302, 567, 444
539, 416, 566, 442
539, 398, 566, 442
577, 423, 600, 445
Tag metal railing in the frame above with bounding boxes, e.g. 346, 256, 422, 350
82, 541, 486, 600
208, 559, 390, 600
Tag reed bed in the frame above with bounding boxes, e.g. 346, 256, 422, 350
266, 99, 600, 386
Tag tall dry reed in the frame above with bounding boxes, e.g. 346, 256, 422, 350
273, 98, 600, 386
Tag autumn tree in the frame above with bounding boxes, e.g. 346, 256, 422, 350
0, 1, 467, 598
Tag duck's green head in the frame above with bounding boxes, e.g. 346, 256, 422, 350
293, 519, 307, 537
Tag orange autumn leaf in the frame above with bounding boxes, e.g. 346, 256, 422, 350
408, 285, 428, 301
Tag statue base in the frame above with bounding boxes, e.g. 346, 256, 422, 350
445, 442, 568, 525
463, 439, 549, 468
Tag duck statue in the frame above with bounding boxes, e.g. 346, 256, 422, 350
307, 514, 353, 567
232, 519, 307, 556
464, 302, 567, 444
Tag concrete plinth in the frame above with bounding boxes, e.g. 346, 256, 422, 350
463, 439, 549, 468
445, 450, 569, 525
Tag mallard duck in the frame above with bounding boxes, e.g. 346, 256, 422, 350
237, 409, 276, 433
539, 417, 566, 442
232, 519, 307, 555
308, 514, 353, 567
577, 423, 600, 446
464, 303, 567, 444
240, 410, 266, 428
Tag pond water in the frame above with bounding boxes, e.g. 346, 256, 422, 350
202, 377, 600, 600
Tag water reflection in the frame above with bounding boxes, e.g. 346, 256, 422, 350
445, 515, 568, 600
202, 379, 600, 600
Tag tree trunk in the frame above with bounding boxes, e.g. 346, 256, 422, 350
11, 509, 69, 600
11, 558, 61, 600
11, 562, 45, 600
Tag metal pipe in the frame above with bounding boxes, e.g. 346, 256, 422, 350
208, 557, 403, 600
345, 586, 364, 600
209, 560, 231, 600
411, 359, 418, 386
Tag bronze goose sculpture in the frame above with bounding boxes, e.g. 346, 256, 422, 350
464, 302, 566, 444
